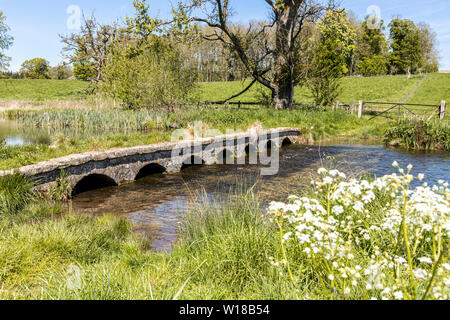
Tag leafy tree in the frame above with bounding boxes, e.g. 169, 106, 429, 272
20, 58, 50, 79
172, 0, 336, 109
353, 17, 388, 76
61, 14, 120, 82
49, 64, 73, 80
99, 2, 195, 110
357, 55, 388, 76
307, 9, 356, 107
417, 23, 439, 73
360, 18, 388, 57
389, 19, 422, 75
0, 11, 13, 70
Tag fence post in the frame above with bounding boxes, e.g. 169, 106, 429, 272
440, 100, 446, 119
358, 100, 363, 118
333, 101, 339, 112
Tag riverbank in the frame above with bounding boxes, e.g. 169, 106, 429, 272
1, 161, 448, 300
0, 106, 389, 170
384, 119, 450, 151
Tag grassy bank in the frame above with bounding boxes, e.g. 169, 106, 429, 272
384, 119, 450, 151
196, 74, 426, 104
1, 73, 448, 107
1, 164, 448, 300
0, 106, 389, 170
0, 79, 88, 104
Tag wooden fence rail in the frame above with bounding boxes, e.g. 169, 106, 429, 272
201, 100, 446, 120
334, 100, 446, 121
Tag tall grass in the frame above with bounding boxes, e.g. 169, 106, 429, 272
0, 170, 448, 300
0, 173, 34, 216
384, 119, 450, 151
3, 109, 168, 132
0, 179, 294, 300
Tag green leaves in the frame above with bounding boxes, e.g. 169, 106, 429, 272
0, 11, 13, 70
389, 19, 423, 74
20, 58, 51, 79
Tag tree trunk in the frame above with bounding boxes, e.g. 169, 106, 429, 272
272, 81, 294, 109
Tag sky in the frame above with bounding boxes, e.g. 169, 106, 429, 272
0, 0, 449, 71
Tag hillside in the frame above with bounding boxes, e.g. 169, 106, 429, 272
0, 73, 448, 107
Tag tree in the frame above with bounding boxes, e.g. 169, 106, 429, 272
389, 19, 422, 75
417, 23, 439, 73
49, 64, 73, 80
360, 18, 388, 57
0, 11, 13, 70
307, 9, 356, 107
354, 17, 388, 76
20, 58, 50, 79
99, 2, 196, 110
357, 55, 388, 76
173, 0, 335, 109
61, 14, 120, 82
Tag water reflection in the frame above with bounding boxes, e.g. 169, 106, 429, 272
72, 144, 450, 252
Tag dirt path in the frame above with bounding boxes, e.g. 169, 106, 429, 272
402, 76, 427, 103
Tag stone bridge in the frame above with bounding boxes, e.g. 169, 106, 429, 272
0, 127, 302, 195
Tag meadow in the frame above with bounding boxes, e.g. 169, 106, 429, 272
0, 164, 448, 300
0, 79, 88, 104
1, 73, 449, 106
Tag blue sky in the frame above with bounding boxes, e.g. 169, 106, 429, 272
0, 0, 449, 71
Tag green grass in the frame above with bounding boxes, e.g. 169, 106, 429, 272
194, 74, 427, 104
0, 73, 447, 170
2, 73, 448, 106
0, 79, 89, 103
384, 119, 450, 151
1, 172, 447, 300
0, 176, 291, 300
407, 73, 450, 105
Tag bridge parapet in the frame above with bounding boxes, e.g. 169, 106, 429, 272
0, 127, 302, 192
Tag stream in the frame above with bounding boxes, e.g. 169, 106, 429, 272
70, 144, 450, 252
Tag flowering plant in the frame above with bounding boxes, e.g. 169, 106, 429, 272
268, 163, 449, 300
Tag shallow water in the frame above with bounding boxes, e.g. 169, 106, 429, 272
71, 144, 450, 252
0, 120, 137, 146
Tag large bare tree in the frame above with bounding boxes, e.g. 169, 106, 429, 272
60, 14, 120, 82
175, 0, 334, 109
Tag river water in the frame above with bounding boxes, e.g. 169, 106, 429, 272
2, 120, 448, 251
70, 144, 450, 252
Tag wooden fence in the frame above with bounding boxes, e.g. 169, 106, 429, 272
201, 99, 446, 121
334, 100, 446, 121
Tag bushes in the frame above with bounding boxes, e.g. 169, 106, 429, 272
100, 35, 196, 110
384, 120, 450, 151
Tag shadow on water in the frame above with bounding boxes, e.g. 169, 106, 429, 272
71, 143, 450, 252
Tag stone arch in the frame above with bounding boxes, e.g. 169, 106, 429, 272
135, 163, 167, 180
281, 137, 293, 147
181, 155, 205, 170
216, 148, 235, 165
72, 174, 118, 196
